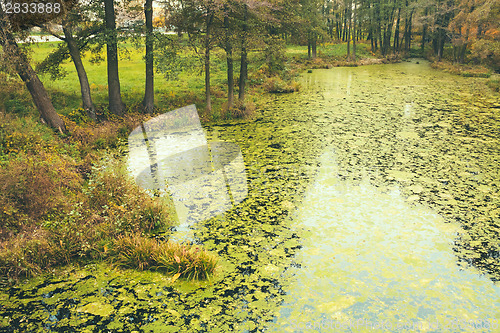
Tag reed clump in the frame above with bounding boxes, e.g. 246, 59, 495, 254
108, 234, 218, 280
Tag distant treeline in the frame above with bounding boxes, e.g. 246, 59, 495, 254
1, 0, 498, 130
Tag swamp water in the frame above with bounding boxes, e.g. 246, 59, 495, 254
1, 60, 499, 332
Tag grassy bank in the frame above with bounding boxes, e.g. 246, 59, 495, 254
429, 60, 492, 78
428, 61, 500, 94
412, 43, 498, 93
0, 112, 217, 285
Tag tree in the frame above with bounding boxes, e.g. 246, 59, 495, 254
425, 0, 456, 61
62, 19, 97, 120
346, 0, 352, 59
104, 0, 126, 116
352, 0, 357, 60
222, 1, 235, 109
0, 3, 66, 132
35, 1, 110, 121
295, 0, 323, 60
236, 0, 279, 102
448, 0, 500, 68
163, 0, 220, 113
238, 1, 249, 102
204, 0, 216, 111
143, 0, 154, 113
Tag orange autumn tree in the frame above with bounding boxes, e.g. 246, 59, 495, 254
448, 0, 500, 69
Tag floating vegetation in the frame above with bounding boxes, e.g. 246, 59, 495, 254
1, 60, 499, 332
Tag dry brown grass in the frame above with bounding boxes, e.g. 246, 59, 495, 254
0, 151, 82, 236
430, 61, 492, 77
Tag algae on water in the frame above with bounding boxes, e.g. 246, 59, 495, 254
1, 60, 499, 332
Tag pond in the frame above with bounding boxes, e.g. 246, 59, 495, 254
1, 60, 499, 332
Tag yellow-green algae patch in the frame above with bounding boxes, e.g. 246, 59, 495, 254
77, 302, 114, 317
269, 149, 500, 332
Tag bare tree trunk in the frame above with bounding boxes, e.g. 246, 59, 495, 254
368, 2, 375, 52
312, 33, 317, 59
421, 25, 427, 52
62, 23, 96, 121
459, 43, 466, 63
205, 8, 214, 112
104, 0, 125, 116
224, 6, 234, 109
382, 6, 395, 56
394, 7, 401, 53
238, 3, 248, 102
377, 17, 383, 53
406, 10, 413, 52
352, 0, 356, 61
342, 7, 348, 41
143, 0, 154, 114
336, 17, 341, 41
0, 12, 65, 132
308, 37, 311, 59
421, 7, 428, 53
346, 0, 351, 59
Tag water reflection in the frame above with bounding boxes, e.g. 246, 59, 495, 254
128, 105, 248, 239
272, 149, 500, 332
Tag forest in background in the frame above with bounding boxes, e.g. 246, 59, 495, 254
2, 0, 499, 129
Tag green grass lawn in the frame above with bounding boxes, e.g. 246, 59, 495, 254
29, 42, 211, 114
2, 39, 374, 119
24, 41, 278, 119
285, 41, 374, 59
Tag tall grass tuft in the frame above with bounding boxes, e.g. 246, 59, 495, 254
262, 77, 300, 94
107, 234, 218, 280
109, 235, 160, 271
154, 241, 218, 280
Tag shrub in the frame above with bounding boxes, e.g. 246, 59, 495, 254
67, 107, 90, 125
263, 36, 287, 75
0, 113, 58, 157
0, 112, 217, 285
470, 39, 500, 73
263, 77, 300, 93
0, 151, 82, 234
486, 79, 500, 92
0, 229, 61, 282
63, 113, 142, 152
85, 157, 172, 234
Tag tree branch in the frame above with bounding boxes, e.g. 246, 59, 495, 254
35, 24, 66, 41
